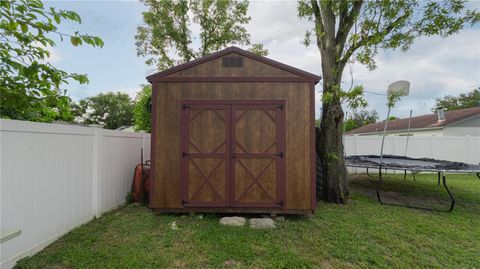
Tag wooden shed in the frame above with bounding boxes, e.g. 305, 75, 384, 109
147, 46, 320, 215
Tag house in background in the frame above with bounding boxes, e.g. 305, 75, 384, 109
346, 107, 480, 136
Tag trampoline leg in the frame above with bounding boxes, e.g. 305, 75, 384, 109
412, 173, 416, 181
366, 167, 371, 177
476, 173, 480, 180
376, 167, 384, 204
403, 170, 407, 180
437, 172, 441, 186
442, 173, 456, 212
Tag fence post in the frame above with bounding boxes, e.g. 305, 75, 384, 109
92, 128, 100, 218
465, 135, 472, 164
141, 132, 147, 161
353, 135, 358, 174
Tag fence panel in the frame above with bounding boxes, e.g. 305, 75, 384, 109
0, 120, 150, 269
344, 135, 480, 165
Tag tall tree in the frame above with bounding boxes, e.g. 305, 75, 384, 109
135, 0, 268, 70
72, 92, 134, 130
133, 85, 152, 132
298, 0, 480, 203
432, 87, 480, 112
0, 0, 103, 122
344, 109, 379, 132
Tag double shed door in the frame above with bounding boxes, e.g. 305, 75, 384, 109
180, 101, 286, 208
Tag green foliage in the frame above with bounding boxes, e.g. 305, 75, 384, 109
133, 85, 152, 132
326, 152, 339, 162
0, 0, 103, 122
135, 0, 268, 70
344, 109, 379, 132
248, 43, 269, 56
386, 89, 407, 108
125, 192, 134, 204
388, 115, 398, 121
342, 85, 367, 110
432, 87, 480, 112
72, 92, 134, 130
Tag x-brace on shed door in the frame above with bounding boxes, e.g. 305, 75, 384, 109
180, 101, 286, 208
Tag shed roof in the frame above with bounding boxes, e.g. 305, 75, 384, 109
346, 107, 480, 135
146, 46, 321, 83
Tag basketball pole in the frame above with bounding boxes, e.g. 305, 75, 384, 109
379, 106, 391, 165
404, 110, 413, 157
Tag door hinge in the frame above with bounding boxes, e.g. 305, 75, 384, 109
277, 201, 284, 207
182, 152, 189, 158
277, 152, 284, 158
182, 104, 190, 110
181, 200, 187, 205
276, 104, 283, 110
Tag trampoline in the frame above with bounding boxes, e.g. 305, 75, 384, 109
345, 155, 480, 212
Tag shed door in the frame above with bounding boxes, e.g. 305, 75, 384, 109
231, 104, 285, 207
180, 104, 231, 207
180, 101, 285, 208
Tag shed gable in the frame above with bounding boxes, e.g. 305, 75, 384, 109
146, 46, 321, 83
167, 53, 299, 78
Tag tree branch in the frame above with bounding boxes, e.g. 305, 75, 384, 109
318, 0, 336, 45
310, 0, 325, 48
338, 12, 409, 71
336, 0, 363, 51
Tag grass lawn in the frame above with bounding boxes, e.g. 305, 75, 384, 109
16, 174, 480, 268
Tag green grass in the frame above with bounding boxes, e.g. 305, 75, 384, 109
16, 174, 480, 269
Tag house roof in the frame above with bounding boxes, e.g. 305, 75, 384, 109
146, 46, 322, 83
346, 107, 480, 135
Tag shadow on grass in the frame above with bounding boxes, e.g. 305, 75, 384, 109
349, 173, 480, 213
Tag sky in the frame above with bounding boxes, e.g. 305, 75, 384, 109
45, 0, 480, 119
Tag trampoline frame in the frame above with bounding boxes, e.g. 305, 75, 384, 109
347, 162, 480, 212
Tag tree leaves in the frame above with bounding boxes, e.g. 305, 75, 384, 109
1, 0, 103, 122
72, 92, 134, 130
432, 88, 480, 112
133, 85, 152, 132
70, 36, 82, 46
136, 0, 267, 70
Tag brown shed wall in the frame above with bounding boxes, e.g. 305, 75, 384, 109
151, 81, 314, 211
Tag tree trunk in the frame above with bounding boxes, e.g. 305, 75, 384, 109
318, 79, 349, 203
314, 29, 350, 203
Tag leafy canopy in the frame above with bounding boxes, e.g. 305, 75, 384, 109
72, 92, 134, 130
0, 0, 103, 122
133, 85, 152, 132
135, 0, 268, 70
344, 109, 379, 132
432, 87, 480, 112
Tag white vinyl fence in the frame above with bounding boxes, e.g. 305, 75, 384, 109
344, 135, 480, 167
0, 119, 150, 269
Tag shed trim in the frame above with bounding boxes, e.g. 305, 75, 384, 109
146, 46, 321, 83
154, 76, 314, 82
149, 83, 158, 209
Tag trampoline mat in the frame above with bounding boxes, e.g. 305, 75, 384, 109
346, 155, 480, 173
